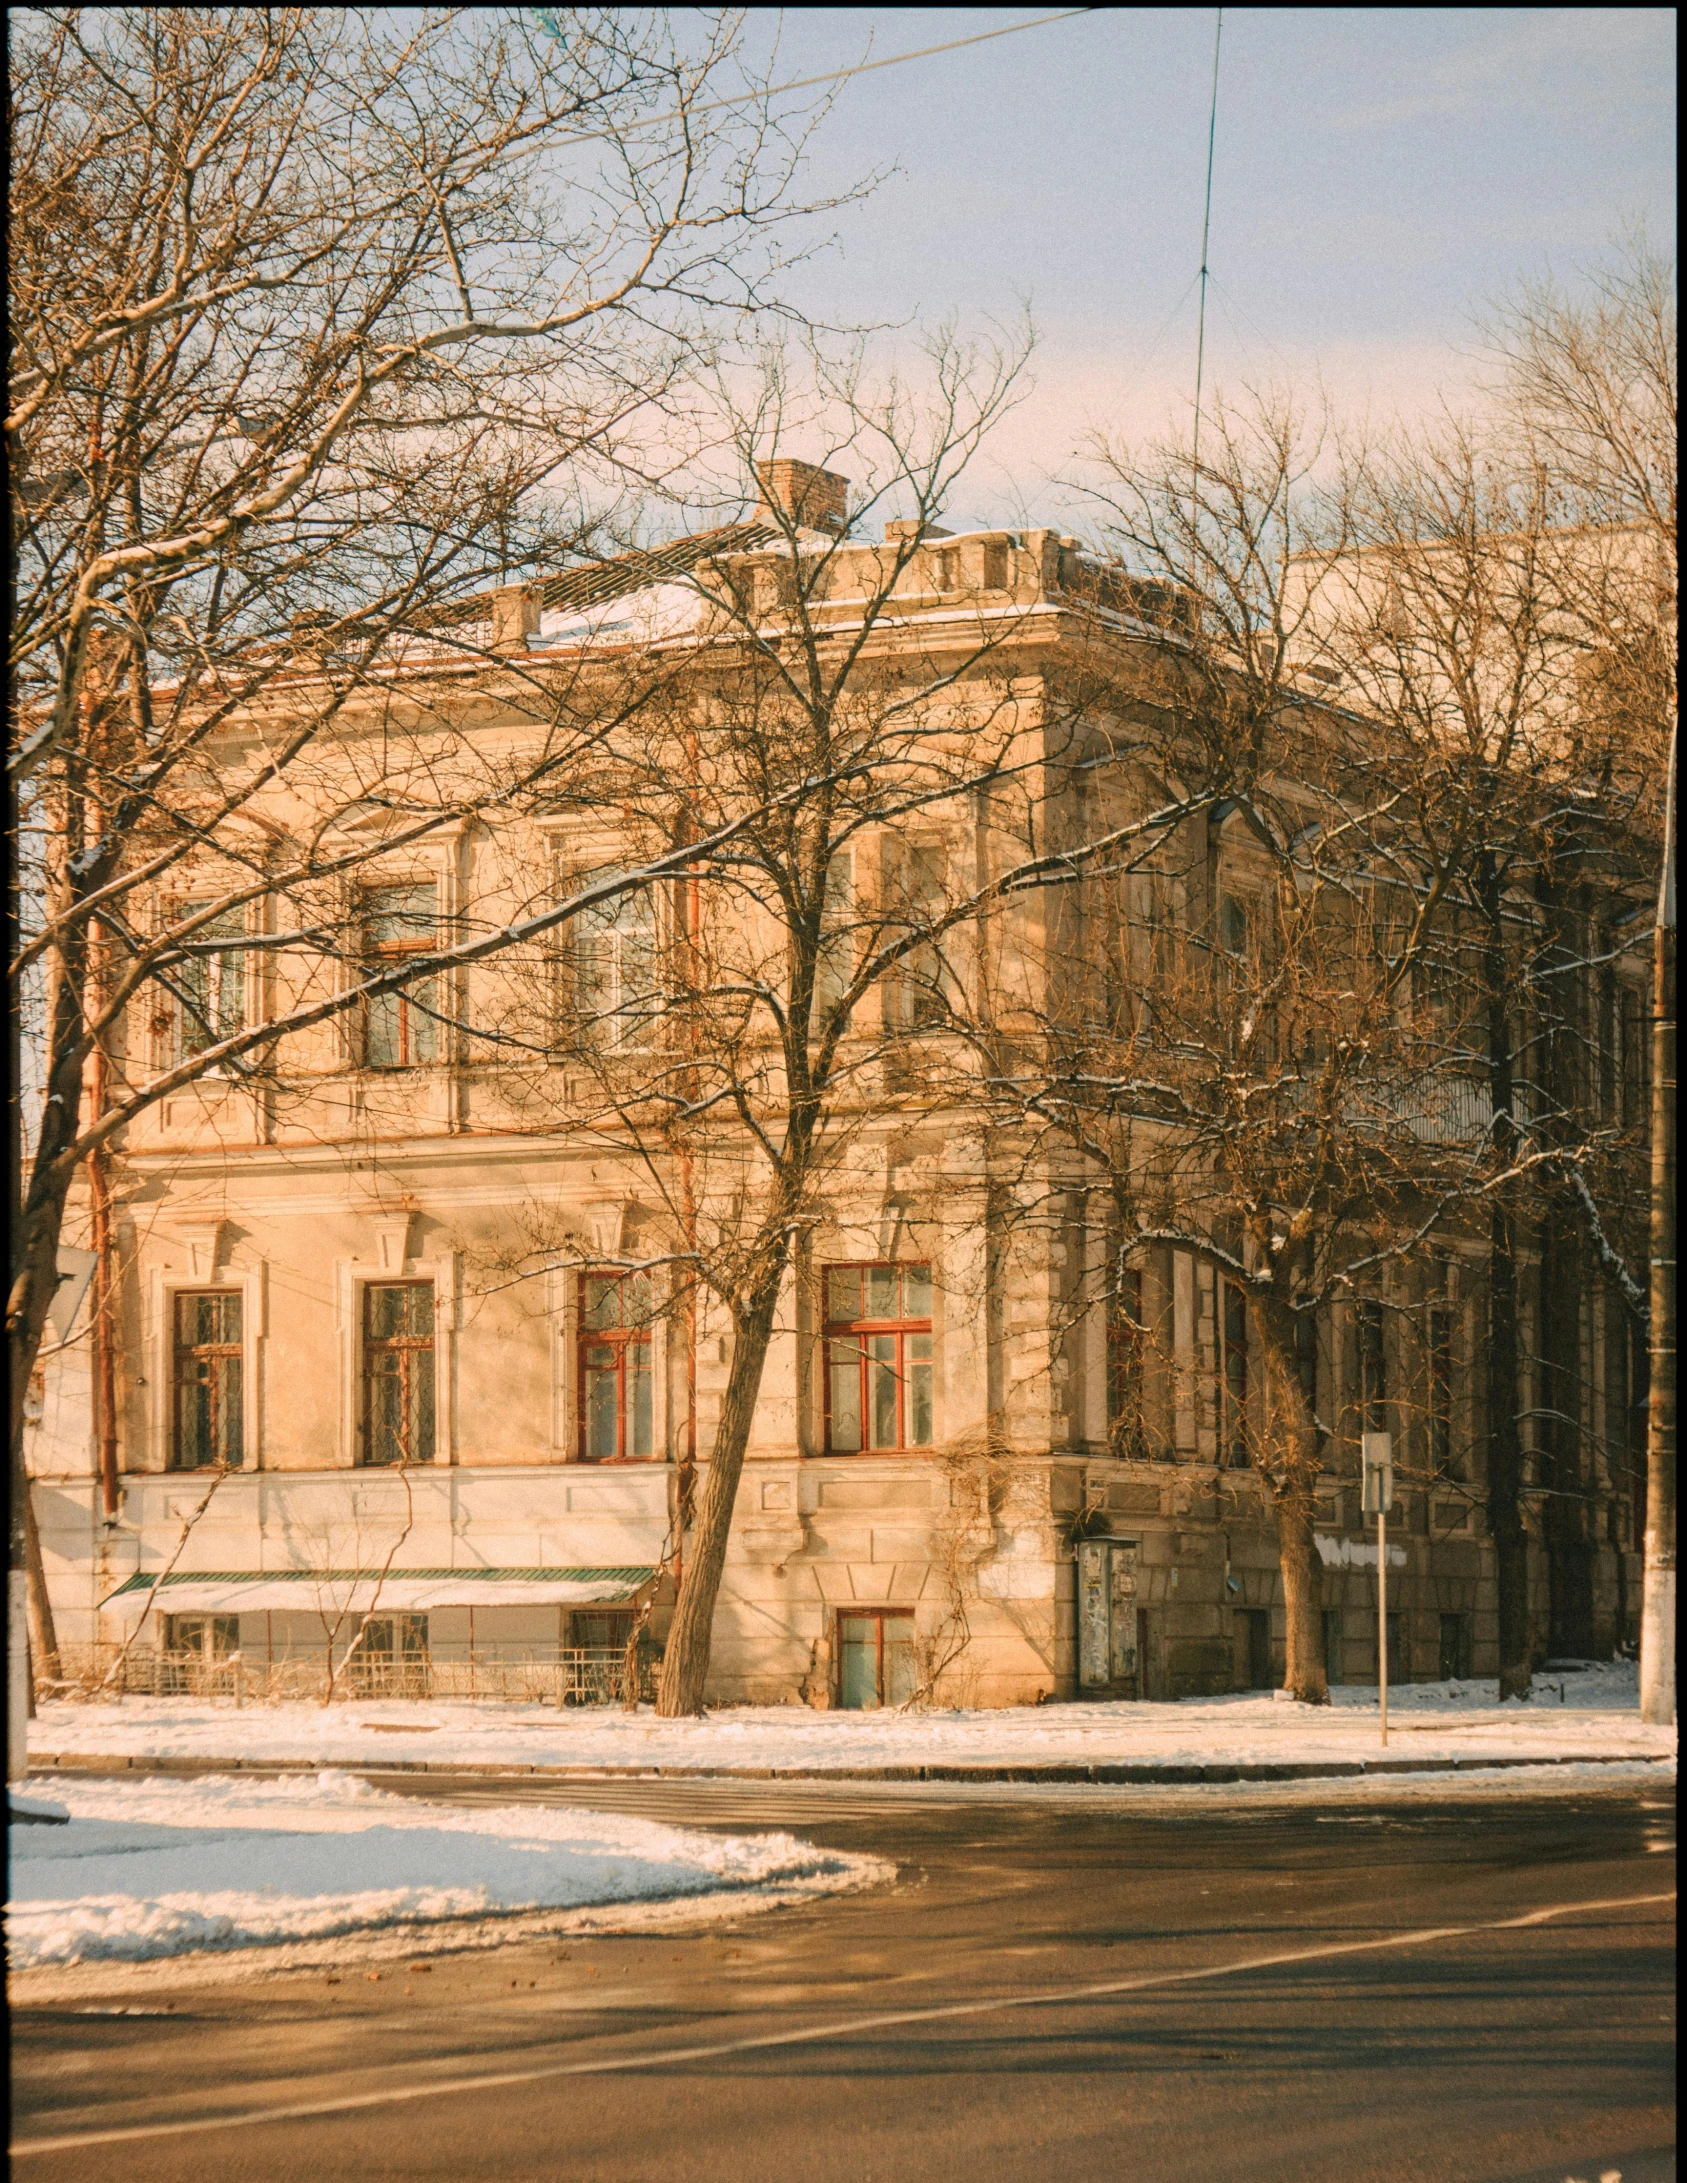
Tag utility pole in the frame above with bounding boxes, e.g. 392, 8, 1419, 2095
1639, 717, 1675, 1725
1190, 6, 1223, 486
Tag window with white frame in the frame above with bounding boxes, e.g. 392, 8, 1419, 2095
167, 899, 248, 1063
573, 872, 659, 1050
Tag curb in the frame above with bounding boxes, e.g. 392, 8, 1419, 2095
23, 1751, 1671, 1786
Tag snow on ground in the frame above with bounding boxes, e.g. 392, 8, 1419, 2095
6, 1771, 889, 1973
25, 1661, 1674, 1778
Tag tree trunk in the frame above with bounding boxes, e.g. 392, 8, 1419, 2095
1539, 1216, 1595, 1655
656, 1274, 784, 1717
1479, 855, 1532, 1700
1274, 1485, 1329, 1703
1640, 827, 1675, 1723
1258, 1293, 1329, 1703
1487, 1203, 1532, 1698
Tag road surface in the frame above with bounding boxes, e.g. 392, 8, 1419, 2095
11, 1774, 1676, 2182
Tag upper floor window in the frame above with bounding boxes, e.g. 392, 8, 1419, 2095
1221, 1279, 1250, 1467
1106, 1262, 1144, 1455
574, 874, 658, 1051
172, 1290, 243, 1469
170, 899, 248, 1062
1356, 1298, 1388, 1434
1428, 1305, 1459, 1478
362, 1280, 434, 1465
812, 848, 857, 1025
882, 841, 948, 1031
362, 883, 439, 1068
579, 1269, 655, 1461
824, 1263, 933, 1453
1618, 981, 1650, 1129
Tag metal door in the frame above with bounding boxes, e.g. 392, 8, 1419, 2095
1079, 1539, 1139, 1688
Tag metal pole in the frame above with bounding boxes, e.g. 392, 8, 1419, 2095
1191, 6, 1223, 481
1377, 1505, 1388, 1748
1640, 713, 1676, 1725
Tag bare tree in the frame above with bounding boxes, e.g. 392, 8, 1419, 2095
1480, 233, 1676, 1714
968, 390, 1623, 1703
1303, 412, 1660, 1695
445, 327, 1200, 1713
6, 6, 858, 1754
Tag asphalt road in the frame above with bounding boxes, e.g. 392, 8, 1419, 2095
11, 1776, 1676, 2183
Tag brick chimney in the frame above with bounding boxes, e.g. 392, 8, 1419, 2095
755, 457, 850, 537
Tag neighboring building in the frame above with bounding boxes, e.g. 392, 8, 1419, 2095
27, 465, 1653, 1706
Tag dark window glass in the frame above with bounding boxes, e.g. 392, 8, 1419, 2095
824, 1264, 933, 1453
1107, 1264, 1144, 1453
884, 843, 947, 1030
578, 1270, 655, 1461
1222, 1280, 1250, 1467
172, 1291, 243, 1469
1357, 1299, 1388, 1433
362, 1281, 434, 1465
1429, 1307, 1459, 1477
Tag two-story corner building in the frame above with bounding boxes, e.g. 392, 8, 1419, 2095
27, 462, 1653, 1709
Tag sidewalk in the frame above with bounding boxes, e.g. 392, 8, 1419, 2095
25, 1661, 1674, 1789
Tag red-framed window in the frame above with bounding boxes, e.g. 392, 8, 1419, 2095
579, 1270, 655, 1461
823, 1264, 933, 1453
837, 1609, 917, 1709
172, 1290, 244, 1470
362, 882, 439, 1069
362, 1281, 435, 1465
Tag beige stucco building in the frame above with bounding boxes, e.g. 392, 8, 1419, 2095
27, 468, 1650, 1707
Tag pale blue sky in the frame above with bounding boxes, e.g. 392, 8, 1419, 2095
736, 7, 1676, 519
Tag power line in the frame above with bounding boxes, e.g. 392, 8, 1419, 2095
528, 10, 1102, 152
1191, 7, 1224, 478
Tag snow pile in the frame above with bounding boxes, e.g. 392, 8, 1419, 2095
25, 1661, 1674, 1778
6, 1770, 888, 1971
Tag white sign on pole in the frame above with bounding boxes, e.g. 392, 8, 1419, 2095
1361, 1431, 1394, 1514
1362, 1432, 1393, 1746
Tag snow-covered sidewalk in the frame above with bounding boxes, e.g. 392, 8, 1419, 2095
6, 1770, 889, 1973
24, 1661, 1674, 1780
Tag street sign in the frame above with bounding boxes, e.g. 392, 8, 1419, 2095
1361, 1431, 1394, 1514
1361, 1431, 1394, 1747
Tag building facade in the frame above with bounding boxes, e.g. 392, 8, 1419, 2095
27, 469, 1652, 1706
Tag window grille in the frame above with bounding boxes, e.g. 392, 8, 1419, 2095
172, 1291, 243, 1469
362, 1281, 435, 1464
